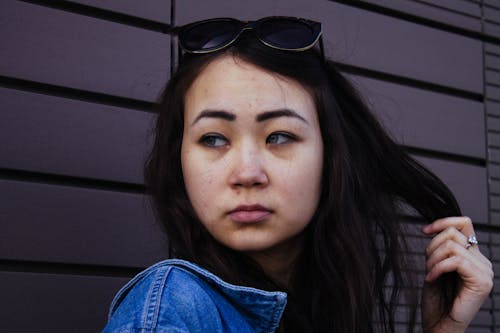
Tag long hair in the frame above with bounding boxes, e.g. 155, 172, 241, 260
144, 32, 461, 332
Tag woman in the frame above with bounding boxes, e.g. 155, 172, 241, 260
102, 17, 493, 332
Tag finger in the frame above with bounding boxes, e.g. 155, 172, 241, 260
426, 238, 477, 273
426, 230, 491, 269
425, 254, 491, 287
422, 216, 474, 237
425, 226, 468, 257
425, 254, 494, 328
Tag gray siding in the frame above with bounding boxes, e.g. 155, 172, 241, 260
0, 0, 497, 331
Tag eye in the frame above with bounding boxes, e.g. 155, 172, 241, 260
266, 132, 296, 145
200, 133, 229, 147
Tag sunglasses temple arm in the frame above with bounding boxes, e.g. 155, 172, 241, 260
177, 40, 183, 67
319, 36, 326, 63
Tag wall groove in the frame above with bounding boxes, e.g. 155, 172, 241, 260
0, 75, 155, 113
17, 0, 172, 32
1, 0, 495, 330
0, 168, 146, 194
0, 259, 142, 278
413, 0, 481, 18
331, 0, 500, 44
337, 63, 483, 102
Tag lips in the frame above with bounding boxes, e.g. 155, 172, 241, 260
228, 204, 272, 223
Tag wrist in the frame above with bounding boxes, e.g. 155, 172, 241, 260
423, 317, 467, 333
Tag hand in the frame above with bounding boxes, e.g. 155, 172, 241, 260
421, 216, 493, 333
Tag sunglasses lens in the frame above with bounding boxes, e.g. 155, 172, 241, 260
180, 20, 241, 52
259, 19, 318, 49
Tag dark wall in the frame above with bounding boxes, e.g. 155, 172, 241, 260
0, 0, 498, 332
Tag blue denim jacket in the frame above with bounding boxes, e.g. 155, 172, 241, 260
101, 259, 287, 333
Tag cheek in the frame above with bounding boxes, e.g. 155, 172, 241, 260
284, 168, 321, 202
181, 149, 225, 220
274, 147, 323, 215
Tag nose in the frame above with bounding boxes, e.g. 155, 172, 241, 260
228, 143, 269, 188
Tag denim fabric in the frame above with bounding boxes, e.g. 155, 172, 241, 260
101, 259, 287, 333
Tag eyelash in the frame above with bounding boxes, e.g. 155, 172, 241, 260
266, 132, 297, 145
199, 132, 298, 148
199, 133, 228, 147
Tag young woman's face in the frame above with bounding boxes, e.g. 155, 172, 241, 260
181, 55, 323, 256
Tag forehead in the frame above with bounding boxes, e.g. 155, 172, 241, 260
184, 55, 316, 119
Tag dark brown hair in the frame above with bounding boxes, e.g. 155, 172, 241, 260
145, 32, 461, 332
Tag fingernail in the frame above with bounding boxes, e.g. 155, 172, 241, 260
422, 225, 431, 233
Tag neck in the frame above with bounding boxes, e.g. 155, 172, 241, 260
246, 234, 304, 288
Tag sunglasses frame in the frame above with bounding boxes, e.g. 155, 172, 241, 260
170, 16, 324, 56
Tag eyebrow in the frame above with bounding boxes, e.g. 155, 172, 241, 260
256, 109, 308, 124
190, 108, 308, 126
191, 110, 236, 126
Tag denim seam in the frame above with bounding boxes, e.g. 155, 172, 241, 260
108, 266, 157, 320
141, 266, 171, 332
166, 259, 287, 298
107, 259, 288, 332
263, 295, 287, 333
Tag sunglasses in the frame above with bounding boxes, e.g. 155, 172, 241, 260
171, 16, 323, 54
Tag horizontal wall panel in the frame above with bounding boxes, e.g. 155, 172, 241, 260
486, 70, 500, 86
491, 244, 500, 262
485, 23, 500, 39
490, 148, 500, 163
486, 54, 500, 70
491, 195, 500, 211
485, 0, 500, 9
0, 0, 170, 102
490, 178, 500, 194
67, 0, 171, 23
490, 210, 500, 225
493, 258, 500, 277
487, 85, 500, 101
176, 0, 483, 93
403, 221, 427, 237
0, 271, 128, 333
419, 0, 481, 16
453, 327, 491, 333
0, 179, 168, 267
487, 101, 500, 116
350, 74, 485, 159
414, 156, 488, 223
0, 88, 153, 184
316, 2, 482, 94
486, 43, 500, 56
362, 0, 481, 32
488, 132, 500, 149
492, 212, 500, 225
470, 310, 494, 329
495, 295, 500, 306
490, 232, 500, 246
485, 6, 500, 23
393, 306, 421, 324
487, 116, 500, 131
418, 0, 481, 17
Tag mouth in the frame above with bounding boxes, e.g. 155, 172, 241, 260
228, 204, 273, 223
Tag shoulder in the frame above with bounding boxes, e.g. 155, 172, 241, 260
101, 259, 227, 333
101, 259, 287, 333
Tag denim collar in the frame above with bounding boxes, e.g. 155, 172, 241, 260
109, 259, 288, 332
